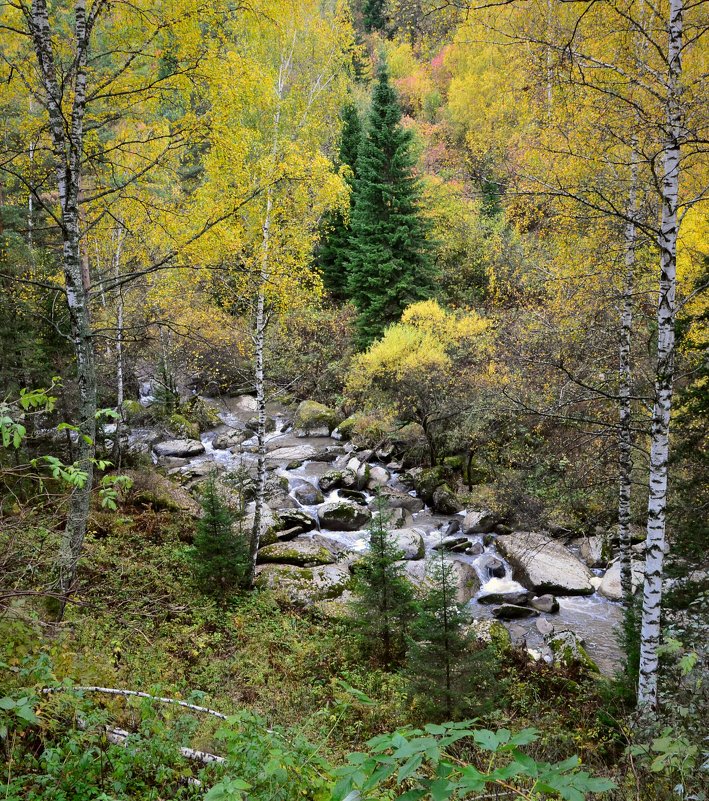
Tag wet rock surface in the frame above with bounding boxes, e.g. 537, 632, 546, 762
135, 395, 624, 674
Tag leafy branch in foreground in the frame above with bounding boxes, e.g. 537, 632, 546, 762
333, 720, 616, 801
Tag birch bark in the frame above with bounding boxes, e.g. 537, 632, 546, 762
637, 0, 683, 709
28, 0, 98, 605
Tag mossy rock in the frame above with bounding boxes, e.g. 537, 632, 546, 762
125, 469, 200, 517
548, 631, 599, 672
256, 540, 335, 567
254, 563, 352, 604
293, 400, 341, 435
333, 414, 359, 440
413, 466, 452, 504
168, 413, 200, 440
318, 501, 371, 532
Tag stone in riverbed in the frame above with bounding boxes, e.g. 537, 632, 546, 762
530, 594, 559, 613
401, 557, 480, 603
547, 630, 599, 672
477, 590, 531, 606
254, 562, 351, 604
478, 554, 506, 578
319, 468, 357, 493
212, 429, 249, 450
318, 501, 371, 531
293, 482, 324, 506
293, 400, 341, 437
536, 618, 554, 636
495, 531, 594, 595
256, 539, 335, 567
278, 509, 317, 534
432, 536, 469, 552
432, 484, 462, 514
493, 604, 539, 620
266, 445, 318, 463
153, 439, 205, 458
579, 535, 612, 568
234, 395, 258, 412
598, 559, 644, 600
463, 509, 501, 535
467, 542, 484, 556
338, 489, 368, 505
389, 527, 426, 560
373, 486, 424, 514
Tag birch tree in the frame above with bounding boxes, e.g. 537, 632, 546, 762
192, 0, 353, 586
0, 0, 249, 609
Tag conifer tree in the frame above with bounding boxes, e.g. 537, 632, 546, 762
318, 104, 362, 299
405, 551, 487, 721
352, 497, 416, 668
191, 473, 250, 598
362, 0, 387, 33
347, 63, 434, 347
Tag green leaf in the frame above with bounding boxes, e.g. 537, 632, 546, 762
397, 753, 422, 783
0, 697, 17, 710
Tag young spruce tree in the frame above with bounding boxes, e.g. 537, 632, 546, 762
191, 473, 250, 598
406, 550, 491, 721
318, 103, 362, 299
353, 496, 415, 668
347, 62, 434, 347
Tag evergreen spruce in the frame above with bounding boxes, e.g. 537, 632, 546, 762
318, 103, 362, 299
191, 473, 250, 598
405, 549, 493, 721
353, 496, 416, 668
347, 63, 435, 347
362, 0, 387, 33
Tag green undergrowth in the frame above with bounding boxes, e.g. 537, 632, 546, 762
0, 496, 674, 798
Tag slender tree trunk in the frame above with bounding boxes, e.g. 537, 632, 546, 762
637, 0, 683, 710
29, 0, 98, 608
247, 190, 273, 588
618, 149, 638, 601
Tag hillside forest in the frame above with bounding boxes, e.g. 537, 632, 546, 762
0, 0, 707, 799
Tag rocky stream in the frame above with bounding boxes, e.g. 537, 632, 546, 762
134, 394, 628, 675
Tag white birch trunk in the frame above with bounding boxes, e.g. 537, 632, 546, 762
637, 0, 683, 709
248, 211, 270, 587
29, 0, 98, 606
618, 149, 638, 601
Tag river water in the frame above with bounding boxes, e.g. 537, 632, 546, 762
159, 396, 624, 675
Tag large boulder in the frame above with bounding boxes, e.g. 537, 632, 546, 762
234, 395, 258, 412
293, 400, 341, 437
319, 469, 357, 493
212, 429, 249, 450
127, 469, 200, 517
293, 482, 324, 506
318, 501, 371, 531
579, 535, 612, 568
257, 539, 336, 567
478, 589, 531, 606
278, 509, 317, 534
265, 445, 318, 463
254, 563, 351, 604
432, 484, 463, 514
370, 486, 424, 514
547, 630, 599, 672
598, 559, 644, 600
493, 604, 539, 620
401, 557, 480, 603
153, 439, 205, 458
463, 509, 501, 535
389, 527, 426, 560
495, 532, 594, 595
413, 466, 450, 505
373, 507, 414, 530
